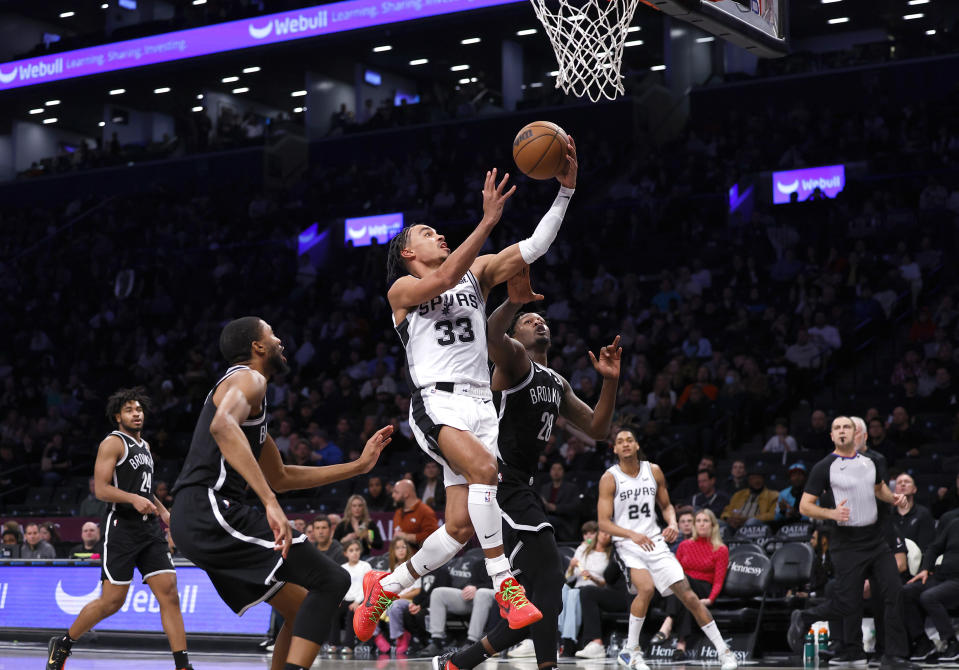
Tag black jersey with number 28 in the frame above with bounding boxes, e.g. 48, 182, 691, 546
109, 430, 155, 518
493, 360, 564, 481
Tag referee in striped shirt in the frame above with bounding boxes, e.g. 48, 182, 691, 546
787, 416, 918, 670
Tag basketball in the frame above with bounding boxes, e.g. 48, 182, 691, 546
512, 121, 569, 180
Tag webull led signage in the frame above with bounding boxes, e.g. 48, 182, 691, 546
0, 0, 522, 91
0, 566, 270, 634
772, 164, 845, 204
344, 212, 404, 247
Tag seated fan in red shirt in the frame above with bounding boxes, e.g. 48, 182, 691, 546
651, 509, 729, 661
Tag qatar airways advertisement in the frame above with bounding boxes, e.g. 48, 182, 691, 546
0, 0, 522, 92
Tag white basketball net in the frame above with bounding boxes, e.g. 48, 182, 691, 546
529, 0, 643, 102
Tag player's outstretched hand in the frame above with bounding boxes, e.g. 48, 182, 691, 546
481, 168, 516, 226
588, 335, 622, 380
507, 264, 544, 305
266, 500, 292, 559
133, 495, 158, 516
359, 425, 394, 473
556, 135, 577, 189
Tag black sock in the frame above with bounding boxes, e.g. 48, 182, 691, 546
451, 640, 491, 670
60, 634, 75, 649
172, 650, 190, 668
283, 664, 307, 670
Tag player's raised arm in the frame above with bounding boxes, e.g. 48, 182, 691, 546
387, 169, 515, 311
558, 334, 621, 439
474, 137, 577, 297
488, 266, 543, 383
258, 426, 393, 492
93, 435, 157, 516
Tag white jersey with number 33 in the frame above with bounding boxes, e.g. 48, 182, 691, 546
394, 270, 489, 388
609, 461, 661, 540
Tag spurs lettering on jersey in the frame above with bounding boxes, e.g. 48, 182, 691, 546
610, 461, 660, 539
396, 271, 489, 388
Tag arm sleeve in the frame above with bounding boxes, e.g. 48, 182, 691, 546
518, 186, 575, 263
709, 545, 729, 601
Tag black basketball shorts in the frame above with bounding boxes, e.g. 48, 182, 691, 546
101, 511, 175, 585
170, 486, 308, 614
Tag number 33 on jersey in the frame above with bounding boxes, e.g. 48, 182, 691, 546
395, 271, 489, 389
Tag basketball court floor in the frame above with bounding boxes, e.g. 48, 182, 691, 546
0, 642, 796, 670
13, 642, 954, 670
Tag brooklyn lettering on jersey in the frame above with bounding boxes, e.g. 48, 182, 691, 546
126, 452, 154, 470
619, 486, 658, 501
529, 384, 562, 407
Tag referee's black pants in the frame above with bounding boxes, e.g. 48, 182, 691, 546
797, 535, 907, 658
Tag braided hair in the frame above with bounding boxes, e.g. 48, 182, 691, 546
386, 226, 415, 286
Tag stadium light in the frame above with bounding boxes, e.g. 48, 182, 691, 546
45, 99, 61, 106
242, 66, 261, 73
43, 118, 58, 124
60, 11, 75, 18
903, 13, 924, 19
409, 58, 429, 65
827, 17, 850, 24
98, 121, 105, 126
29, 108, 43, 114
696, 36, 715, 43
109, 88, 125, 95
451, 64, 469, 71
191, 106, 204, 112
625, 39, 644, 47
154, 87, 171, 93
232, 87, 249, 94
291, 90, 307, 97
461, 37, 481, 44
926, 29, 937, 35
516, 29, 537, 36
650, 64, 666, 71
372, 45, 392, 52
222, 76, 239, 82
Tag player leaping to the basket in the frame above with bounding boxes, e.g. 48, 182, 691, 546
353, 142, 578, 642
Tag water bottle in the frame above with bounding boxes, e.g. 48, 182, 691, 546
818, 627, 829, 658
608, 631, 623, 658
803, 629, 817, 668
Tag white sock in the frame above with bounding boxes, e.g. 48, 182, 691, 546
485, 554, 512, 590
467, 484, 504, 550
379, 561, 415, 594
628, 615, 645, 650
700, 620, 727, 653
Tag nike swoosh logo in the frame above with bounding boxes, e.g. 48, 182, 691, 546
484, 532, 497, 539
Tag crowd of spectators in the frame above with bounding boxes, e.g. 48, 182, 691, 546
3, 51, 959, 657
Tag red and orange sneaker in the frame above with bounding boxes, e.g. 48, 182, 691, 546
352, 570, 398, 641
495, 577, 543, 629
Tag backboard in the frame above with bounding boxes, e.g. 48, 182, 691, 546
648, 0, 788, 57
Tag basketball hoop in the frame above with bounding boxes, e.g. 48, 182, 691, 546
529, 0, 647, 102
